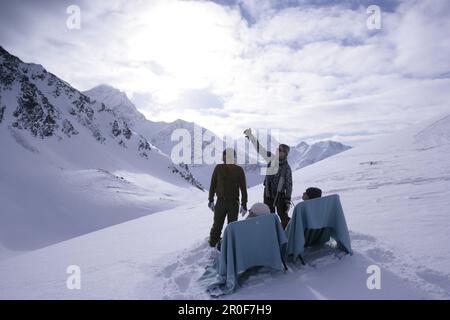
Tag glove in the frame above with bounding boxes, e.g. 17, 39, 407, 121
208, 201, 215, 212
243, 128, 252, 139
240, 204, 247, 216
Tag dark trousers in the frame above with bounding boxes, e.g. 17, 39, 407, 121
264, 195, 290, 228
209, 198, 239, 246
304, 228, 331, 247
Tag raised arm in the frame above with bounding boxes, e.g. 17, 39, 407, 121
244, 128, 273, 163
244, 128, 280, 175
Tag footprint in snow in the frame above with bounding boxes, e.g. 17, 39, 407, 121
364, 247, 396, 263
158, 239, 216, 298
416, 268, 450, 293
160, 262, 179, 278
174, 275, 191, 293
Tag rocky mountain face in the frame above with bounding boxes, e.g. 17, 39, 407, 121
0, 46, 203, 190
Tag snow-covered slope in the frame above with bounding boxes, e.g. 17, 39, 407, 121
288, 112, 450, 277
0, 47, 204, 254
0, 111, 449, 299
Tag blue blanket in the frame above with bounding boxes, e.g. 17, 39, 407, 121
286, 194, 352, 261
199, 214, 287, 297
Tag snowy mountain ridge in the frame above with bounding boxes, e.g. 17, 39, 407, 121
85, 84, 352, 188
288, 140, 352, 170
83, 84, 145, 127
0, 46, 202, 189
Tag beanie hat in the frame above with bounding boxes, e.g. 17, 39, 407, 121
247, 202, 271, 218
279, 144, 290, 155
306, 187, 322, 199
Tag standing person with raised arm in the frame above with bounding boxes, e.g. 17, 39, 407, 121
243, 128, 293, 229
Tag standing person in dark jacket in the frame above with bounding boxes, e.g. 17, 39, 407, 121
244, 128, 293, 229
208, 148, 248, 248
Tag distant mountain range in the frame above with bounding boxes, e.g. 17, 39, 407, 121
84, 84, 352, 188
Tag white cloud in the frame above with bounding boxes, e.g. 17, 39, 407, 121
381, 1, 450, 77
1, 0, 450, 146
253, 5, 369, 46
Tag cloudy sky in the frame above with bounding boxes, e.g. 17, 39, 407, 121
1, 0, 450, 146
